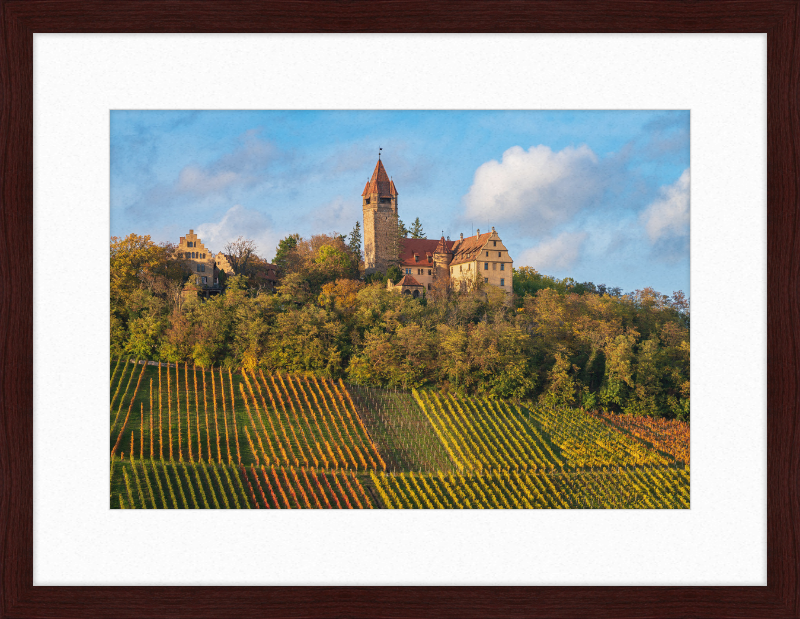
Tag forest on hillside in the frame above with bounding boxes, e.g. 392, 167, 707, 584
110, 231, 689, 420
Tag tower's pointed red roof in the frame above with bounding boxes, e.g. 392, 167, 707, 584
362, 159, 398, 197
434, 235, 452, 255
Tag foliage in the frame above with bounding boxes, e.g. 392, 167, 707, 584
273, 234, 300, 273
111, 234, 689, 419
347, 222, 362, 260
409, 217, 425, 239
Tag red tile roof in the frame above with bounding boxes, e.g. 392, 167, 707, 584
362, 159, 398, 197
450, 232, 493, 267
398, 237, 455, 267
396, 274, 423, 287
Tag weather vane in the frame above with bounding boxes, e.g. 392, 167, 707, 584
379, 147, 382, 159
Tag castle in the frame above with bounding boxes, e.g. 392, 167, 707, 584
361, 158, 513, 297
177, 229, 277, 296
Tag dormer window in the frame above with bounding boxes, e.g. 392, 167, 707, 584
414, 254, 419, 262
427, 256, 432, 263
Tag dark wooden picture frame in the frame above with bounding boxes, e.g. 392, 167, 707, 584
1, 2, 798, 617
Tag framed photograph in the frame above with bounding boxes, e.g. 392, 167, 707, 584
108, 108, 691, 515
2, 2, 797, 617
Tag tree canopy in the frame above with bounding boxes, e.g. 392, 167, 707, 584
110, 231, 690, 421
409, 217, 425, 239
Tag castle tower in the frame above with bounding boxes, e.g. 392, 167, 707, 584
362, 157, 399, 274
433, 235, 453, 285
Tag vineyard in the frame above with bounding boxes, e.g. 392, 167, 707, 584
109, 358, 689, 509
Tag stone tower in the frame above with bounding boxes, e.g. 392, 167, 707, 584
433, 235, 453, 285
362, 158, 398, 274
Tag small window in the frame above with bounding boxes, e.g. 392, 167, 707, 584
500, 278, 505, 286
486, 251, 489, 257
428, 269, 431, 275
484, 262, 488, 270
498, 252, 501, 257
427, 283, 431, 290
493, 241, 497, 247
406, 268, 411, 274
415, 255, 419, 262
427, 256, 432, 263
500, 263, 505, 271
484, 278, 488, 283
202, 276, 207, 284
185, 252, 190, 259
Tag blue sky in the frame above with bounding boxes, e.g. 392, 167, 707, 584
111, 110, 689, 296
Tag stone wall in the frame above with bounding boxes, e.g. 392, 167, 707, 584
363, 200, 398, 274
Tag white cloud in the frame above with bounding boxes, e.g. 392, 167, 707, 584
304, 196, 361, 236
462, 144, 606, 232
195, 204, 281, 261
517, 231, 588, 272
176, 166, 239, 194
174, 129, 278, 197
640, 169, 690, 243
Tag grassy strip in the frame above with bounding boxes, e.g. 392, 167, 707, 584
139, 459, 158, 509
230, 465, 250, 509
123, 467, 137, 509
149, 460, 169, 509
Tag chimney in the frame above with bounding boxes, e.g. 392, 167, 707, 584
477, 228, 480, 236
460, 232, 464, 240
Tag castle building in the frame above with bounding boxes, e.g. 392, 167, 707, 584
361, 158, 399, 275
177, 229, 278, 295
178, 230, 217, 288
361, 158, 513, 296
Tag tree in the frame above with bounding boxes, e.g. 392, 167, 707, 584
388, 219, 408, 267
387, 265, 403, 284
139, 242, 192, 312
273, 234, 300, 274
223, 236, 258, 275
110, 233, 167, 308
347, 222, 362, 259
409, 217, 425, 239
315, 244, 353, 279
